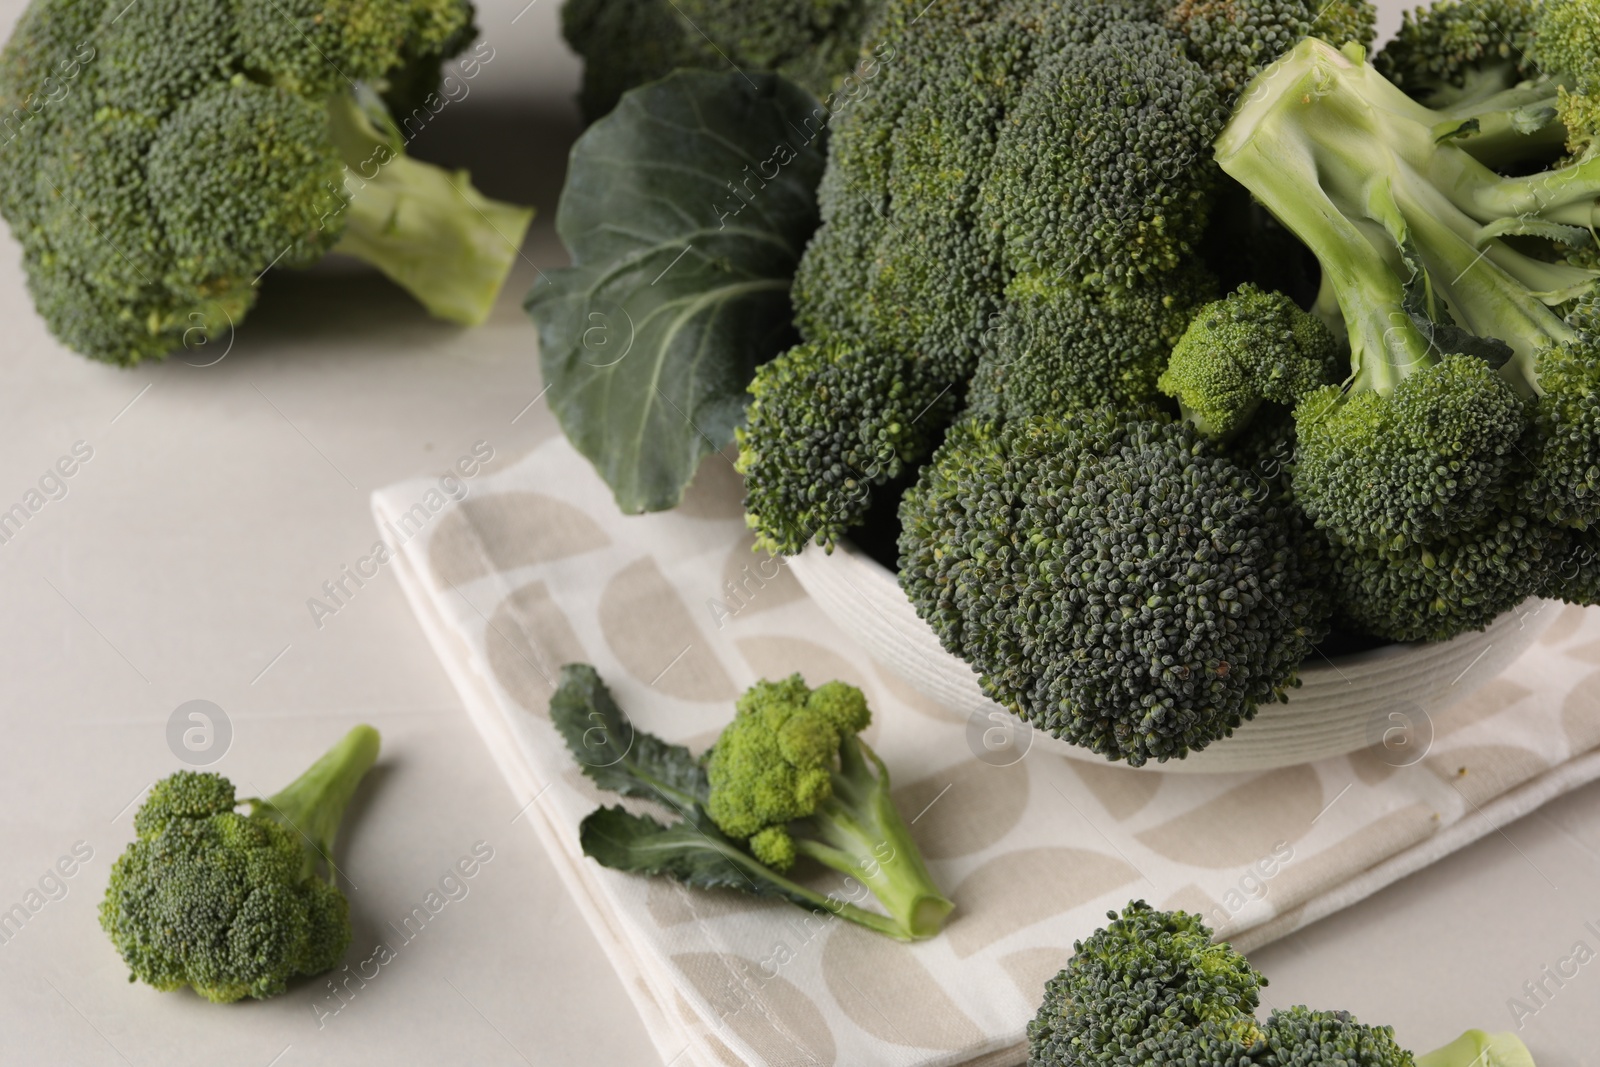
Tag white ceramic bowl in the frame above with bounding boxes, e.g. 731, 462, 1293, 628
788, 539, 1558, 773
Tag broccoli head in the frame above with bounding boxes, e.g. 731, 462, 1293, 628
0, 0, 532, 364
100, 726, 379, 1002
1028, 903, 1419, 1067
561, 0, 882, 122
740, 0, 1234, 553
1027, 901, 1267, 1066
899, 412, 1328, 766
704, 674, 952, 938
1217, 36, 1600, 639
1158, 284, 1343, 439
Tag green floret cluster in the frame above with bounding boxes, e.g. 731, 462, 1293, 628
1159, 283, 1343, 438
705, 674, 872, 869
741, 0, 1372, 556
560, 0, 883, 122
899, 412, 1326, 765
100, 726, 379, 1002
703, 674, 952, 938
1028, 902, 1416, 1067
1212, 30, 1599, 640
0, 0, 532, 364
1375, 0, 1540, 103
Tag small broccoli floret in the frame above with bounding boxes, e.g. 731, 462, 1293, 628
736, 340, 957, 555
900, 412, 1328, 766
1375, 0, 1541, 106
1293, 355, 1529, 549
100, 726, 380, 1002
561, 0, 881, 122
704, 675, 952, 939
1027, 901, 1266, 1066
1159, 284, 1343, 439
1165, 0, 1377, 97
0, 0, 532, 364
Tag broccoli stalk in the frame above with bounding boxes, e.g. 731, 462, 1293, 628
326, 88, 533, 328
249, 723, 382, 880
1215, 39, 1595, 386
100, 726, 381, 1002
772, 730, 949, 939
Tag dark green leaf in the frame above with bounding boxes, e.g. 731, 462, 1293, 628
549, 663, 709, 815
579, 806, 789, 897
526, 70, 828, 513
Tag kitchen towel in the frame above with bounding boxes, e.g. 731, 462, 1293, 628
374, 433, 1600, 1067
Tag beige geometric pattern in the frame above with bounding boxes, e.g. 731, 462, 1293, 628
374, 435, 1600, 1067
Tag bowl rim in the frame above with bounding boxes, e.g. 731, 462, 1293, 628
824, 535, 1491, 675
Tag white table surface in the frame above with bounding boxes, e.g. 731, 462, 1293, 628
2, 1, 1597, 1064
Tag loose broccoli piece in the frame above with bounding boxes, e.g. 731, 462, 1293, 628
100, 726, 380, 1002
740, 0, 1233, 553
552, 665, 952, 941
1027, 901, 1267, 1066
899, 411, 1328, 765
0, 0, 532, 365
561, 0, 882, 122
1217, 36, 1599, 638
1159, 284, 1344, 438
1031, 902, 1538, 1067
704, 675, 952, 937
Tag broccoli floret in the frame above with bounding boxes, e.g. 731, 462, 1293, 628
704, 675, 952, 938
1030, 902, 1532, 1067
1165, 0, 1378, 97
560, 0, 882, 122
965, 265, 1217, 423
899, 411, 1328, 765
1029, 904, 1412, 1067
988, 19, 1227, 291
737, 339, 958, 556
0, 0, 532, 364
1158, 284, 1343, 439
100, 726, 380, 1002
1218, 37, 1599, 638
1375, 0, 1541, 106
741, 0, 1233, 552
1027, 901, 1267, 1066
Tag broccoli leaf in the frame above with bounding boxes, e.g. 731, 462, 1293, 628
525, 69, 828, 513
549, 663, 709, 816
580, 806, 785, 896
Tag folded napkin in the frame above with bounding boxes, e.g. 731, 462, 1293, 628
374, 434, 1600, 1067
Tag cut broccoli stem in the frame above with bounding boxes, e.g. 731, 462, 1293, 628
790, 737, 954, 940
1216, 38, 1598, 395
325, 88, 534, 326
250, 724, 381, 880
